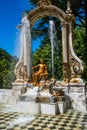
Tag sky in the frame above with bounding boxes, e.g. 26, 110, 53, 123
0, 0, 39, 57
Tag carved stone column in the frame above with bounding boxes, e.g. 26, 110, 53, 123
14, 14, 32, 82
23, 25, 32, 81
27, 32, 32, 80
62, 22, 68, 63
62, 21, 70, 82
68, 21, 84, 83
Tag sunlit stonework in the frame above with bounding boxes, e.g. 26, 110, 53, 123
37, 0, 51, 7
0, 0, 86, 118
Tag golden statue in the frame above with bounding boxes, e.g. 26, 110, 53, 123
32, 59, 48, 84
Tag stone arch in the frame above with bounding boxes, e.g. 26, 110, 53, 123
27, 4, 71, 81
27, 5, 66, 28
14, 0, 84, 83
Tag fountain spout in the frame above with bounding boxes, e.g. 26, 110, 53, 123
49, 20, 55, 77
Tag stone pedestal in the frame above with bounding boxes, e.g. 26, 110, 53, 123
65, 100, 70, 110
0, 89, 16, 104
16, 102, 40, 114
58, 101, 66, 114
41, 103, 58, 115
68, 83, 86, 94
12, 82, 27, 98
66, 83, 87, 112
37, 96, 50, 103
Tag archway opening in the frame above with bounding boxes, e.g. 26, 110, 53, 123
31, 16, 63, 80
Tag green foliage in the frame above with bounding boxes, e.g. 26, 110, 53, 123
73, 27, 87, 81
33, 39, 51, 66
0, 48, 18, 89
33, 36, 63, 79
73, 27, 86, 59
33, 27, 86, 81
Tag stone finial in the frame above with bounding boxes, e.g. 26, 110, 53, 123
37, 0, 51, 7
66, 0, 72, 14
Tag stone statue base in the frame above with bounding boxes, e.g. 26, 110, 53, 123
1, 80, 86, 114
70, 77, 83, 84
12, 82, 27, 98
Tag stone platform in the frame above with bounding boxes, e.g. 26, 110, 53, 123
0, 82, 87, 115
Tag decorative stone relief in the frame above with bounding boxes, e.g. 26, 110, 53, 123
14, 61, 24, 82
70, 56, 84, 79
27, 4, 65, 28
68, 21, 84, 81
37, 0, 51, 7
14, 61, 29, 82
63, 62, 71, 83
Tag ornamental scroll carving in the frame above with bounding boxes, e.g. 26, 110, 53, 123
37, 0, 51, 7
63, 62, 71, 82
70, 56, 84, 79
14, 61, 29, 82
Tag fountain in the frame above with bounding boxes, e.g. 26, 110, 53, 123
49, 20, 55, 77
0, 0, 87, 115
14, 13, 32, 82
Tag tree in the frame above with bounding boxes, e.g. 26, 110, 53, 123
0, 48, 18, 89
33, 36, 63, 79
84, 0, 87, 47
73, 27, 87, 81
